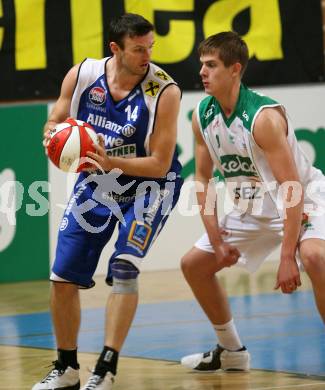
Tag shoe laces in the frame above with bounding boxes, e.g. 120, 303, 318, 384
41, 361, 65, 383
84, 374, 103, 389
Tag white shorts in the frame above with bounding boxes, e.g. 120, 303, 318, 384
195, 211, 325, 273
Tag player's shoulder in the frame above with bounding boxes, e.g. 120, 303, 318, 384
198, 95, 215, 112
82, 57, 108, 65
147, 62, 176, 84
196, 95, 218, 128
78, 57, 108, 75
239, 84, 282, 131
243, 85, 280, 112
255, 105, 286, 129
140, 63, 179, 100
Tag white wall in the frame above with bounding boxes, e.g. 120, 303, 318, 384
49, 84, 325, 273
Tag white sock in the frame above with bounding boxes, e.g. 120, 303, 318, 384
213, 319, 243, 351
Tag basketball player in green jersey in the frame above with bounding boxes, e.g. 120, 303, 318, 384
180, 31, 325, 371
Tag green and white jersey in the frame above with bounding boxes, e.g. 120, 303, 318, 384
197, 84, 322, 218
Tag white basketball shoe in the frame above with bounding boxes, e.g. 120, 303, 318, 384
81, 372, 114, 390
31, 361, 80, 389
181, 344, 250, 371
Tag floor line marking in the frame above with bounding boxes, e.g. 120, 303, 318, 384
255, 382, 325, 389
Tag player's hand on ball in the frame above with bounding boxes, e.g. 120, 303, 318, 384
43, 121, 58, 155
43, 125, 55, 155
43, 131, 51, 155
86, 135, 112, 172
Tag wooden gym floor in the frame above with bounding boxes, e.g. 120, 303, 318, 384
0, 263, 324, 389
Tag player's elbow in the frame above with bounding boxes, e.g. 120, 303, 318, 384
149, 155, 172, 178
153, 164, 170, 178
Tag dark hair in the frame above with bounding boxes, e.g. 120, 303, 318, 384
108, 13, 154, 49
198, 31, 249, 75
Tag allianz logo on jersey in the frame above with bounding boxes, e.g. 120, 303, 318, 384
87, 114, 136, 137
220, 154, 258, 178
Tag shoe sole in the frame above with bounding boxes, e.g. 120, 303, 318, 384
62, 383, 80, 390
223, 368, 250, 372
37, 382, 80, 390
190, 368, 249, 373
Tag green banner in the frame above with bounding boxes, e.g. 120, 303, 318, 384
0, 104, 49, 282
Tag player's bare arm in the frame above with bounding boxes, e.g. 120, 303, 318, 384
253, 107, 302, 293
193, 112, 240, 269
43, 64, 79, 137
193, 111, 219, 241
88, 84, 181, 178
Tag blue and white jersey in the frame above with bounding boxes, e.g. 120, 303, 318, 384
70, 57, 182, 189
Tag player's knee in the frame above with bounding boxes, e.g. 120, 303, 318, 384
300, 248, 325, 275
51, 281, 79, 298
111, 260, 139, 294
181, 251, 197, 277
180, 254, 190, 275
181, 250, 218, 280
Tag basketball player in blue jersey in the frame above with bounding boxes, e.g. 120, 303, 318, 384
180, 32, 325, 372
32, 14, 182, 390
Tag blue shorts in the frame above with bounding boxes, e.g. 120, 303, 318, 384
51, 173, 183, 288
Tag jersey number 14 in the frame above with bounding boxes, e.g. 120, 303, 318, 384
125, 105, 139, 122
